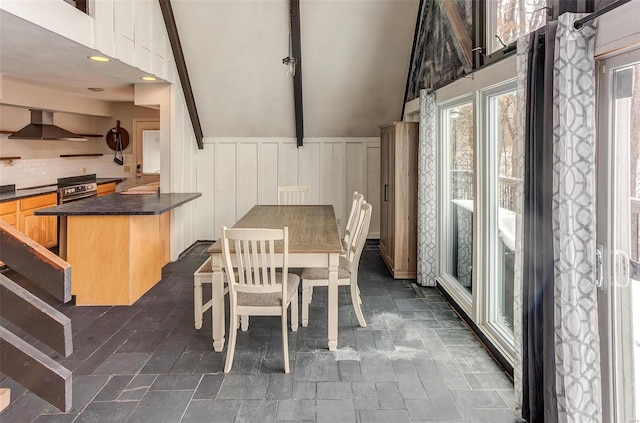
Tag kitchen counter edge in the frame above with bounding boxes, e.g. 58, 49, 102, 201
34, 192, 202, 216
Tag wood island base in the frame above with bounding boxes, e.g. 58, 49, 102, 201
62, 213, 170, 306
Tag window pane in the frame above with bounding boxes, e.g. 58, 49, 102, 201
612, 63, 640, 422
492, 90, 519, 332
490, 0, 546, 53
446, 103, 474, 292
142, 130, 161, 174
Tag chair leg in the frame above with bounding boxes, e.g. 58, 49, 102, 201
350, 280, 366, 327
241, 315, 249, 331
301, 283, 310, 327
194, 277, 203, 329
281, 310, 290, 373
291, 292, 298, 332
224, 309, 238, 373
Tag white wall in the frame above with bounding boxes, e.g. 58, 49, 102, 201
196, 137, 381, 240
92, 0, 197, 259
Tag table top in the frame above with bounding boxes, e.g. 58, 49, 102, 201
34, 193, 201, 216
208, 205, 343, 254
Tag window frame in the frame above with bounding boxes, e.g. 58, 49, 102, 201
437, 95, 476, 316
435, 55, 518, 365
476, 79, 519, 361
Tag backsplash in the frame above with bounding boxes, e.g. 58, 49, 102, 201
0, 155, 133, 188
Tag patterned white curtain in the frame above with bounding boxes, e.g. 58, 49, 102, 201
513, 34, 529, 415
552, 13, 601, 422
417, 90, 437, 286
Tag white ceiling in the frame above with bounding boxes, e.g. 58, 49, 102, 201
0, 10, 153, 103
172, 0, 418, 138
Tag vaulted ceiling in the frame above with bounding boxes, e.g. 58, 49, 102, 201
171, 0, 419, 138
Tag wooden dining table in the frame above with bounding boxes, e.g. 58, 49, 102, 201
207, 205, 344, 352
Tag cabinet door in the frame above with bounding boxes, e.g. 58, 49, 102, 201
387, 129, 396, 263
19, 194, 58, 249
41, 214, 58, 248
0, 201, 18, 228
20, 208, 57, 248
380, 129, 391, 256
20, 208, 41, 243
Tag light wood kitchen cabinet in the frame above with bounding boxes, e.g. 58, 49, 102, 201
18, 193, 58, 248
0, 200, 18, 228
379, 122, 418, 279
97, 182, 116, 196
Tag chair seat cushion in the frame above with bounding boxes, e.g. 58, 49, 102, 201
300, 256, 351, 280
236, 272, 300, 307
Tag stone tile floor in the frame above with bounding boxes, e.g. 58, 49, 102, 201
1, 242, 517, 422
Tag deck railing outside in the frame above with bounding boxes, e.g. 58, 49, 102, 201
451, 170, 522, 213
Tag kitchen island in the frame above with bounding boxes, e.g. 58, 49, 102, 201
35, 193, 201, 306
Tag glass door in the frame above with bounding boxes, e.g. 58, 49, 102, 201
597, 49, 640, 422
438, 99, 475, 310
481, 80, 519, 347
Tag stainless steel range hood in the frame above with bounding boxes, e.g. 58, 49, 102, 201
8, 110, 86, 141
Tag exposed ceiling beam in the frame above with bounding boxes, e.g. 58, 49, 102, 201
158, 0, 204, 149
440, 0, 473, 72
290, 0, 304, 147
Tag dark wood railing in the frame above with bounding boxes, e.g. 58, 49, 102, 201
0, 222, 73, 412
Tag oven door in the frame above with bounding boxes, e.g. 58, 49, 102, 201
59, 190, 97, 204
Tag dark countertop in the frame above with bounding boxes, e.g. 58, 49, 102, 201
0, 185, 58, 202
34, 192, 201, 216
0, 178, 125, 203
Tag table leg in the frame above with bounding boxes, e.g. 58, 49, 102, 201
211, 253, 226, 352
327, 252, 339, 351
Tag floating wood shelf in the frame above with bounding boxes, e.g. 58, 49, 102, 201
0, 157, 21, 161
59, 154, 104, 158
0, 131, 15, 135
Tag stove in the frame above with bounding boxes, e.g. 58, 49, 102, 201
57, 174, 98, 204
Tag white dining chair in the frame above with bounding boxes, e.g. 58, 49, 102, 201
343, 192, 365, 252
300, 201, 372, 328
307, 191, 364, 305
278, 185, 310, 205
221, 226, 299, 373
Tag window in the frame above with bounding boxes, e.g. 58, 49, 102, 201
440, 100, 475, 305
487, 0, 547, 54
482, 81, 519, 339
597, 50, 640, 422
435, 56, 519, 362
142, 130, 161, 174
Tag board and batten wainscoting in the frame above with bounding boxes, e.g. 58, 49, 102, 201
196, 137, 381, 240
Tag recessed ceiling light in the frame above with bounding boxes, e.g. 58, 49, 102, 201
88, 87, 105, 92
88, 55, 110, 62
141, 76, 157, 81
